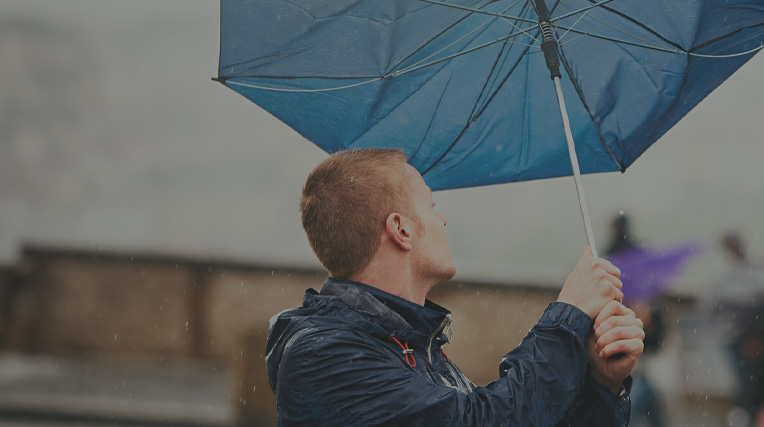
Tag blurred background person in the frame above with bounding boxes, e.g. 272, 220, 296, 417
708, 232, 764, 425
604, 212, 701, 427
605, 213, 668, 427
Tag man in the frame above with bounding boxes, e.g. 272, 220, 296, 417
266, 148, 644, 426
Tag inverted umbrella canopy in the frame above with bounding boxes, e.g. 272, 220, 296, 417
217, 0, 764, 192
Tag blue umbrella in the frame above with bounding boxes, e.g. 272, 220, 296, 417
216, 0, 764, 254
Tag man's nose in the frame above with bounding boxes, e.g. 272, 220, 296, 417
438, 212, 447, 227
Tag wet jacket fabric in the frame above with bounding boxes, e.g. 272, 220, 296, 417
266, 278, 631, 426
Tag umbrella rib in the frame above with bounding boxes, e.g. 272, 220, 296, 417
417, 0, 538, 24
388, 0, 495, 77
556, 0, 761, 59
499, 14, 541, 44
557, 44, 625, 171
471, 0, 566, 123
579, 0, 684, 51
472, 4, 539, 121
223, 77, 383, 93
422, 4, 538, 177
687, 43, 764, 58
559, 2, 680, 53
556, 2, 594, 43
389, 31, 535, 77
551, 0, 618, 23
223, 30, 539, 95
396, 0, 524, 76
553, 26, 680, 54
688, 22, 764, 55
479, 2, 535, 114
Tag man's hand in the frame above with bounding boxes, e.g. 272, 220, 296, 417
587, 300, 645, 393
557, 246, 624, 319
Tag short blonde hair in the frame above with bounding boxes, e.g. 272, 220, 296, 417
300, 149, 418, 279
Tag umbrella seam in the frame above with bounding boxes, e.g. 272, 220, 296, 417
557, 39, 624, 171
422, 3, 538, 176
477, 1, 534, 116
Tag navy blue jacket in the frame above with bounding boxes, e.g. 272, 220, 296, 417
266, 279, 631, 426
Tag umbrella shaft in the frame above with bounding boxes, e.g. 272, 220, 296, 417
553, 77, 599, 258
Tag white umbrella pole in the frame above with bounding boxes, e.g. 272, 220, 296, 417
535, 0, 598, 257
552, 76, 599, 257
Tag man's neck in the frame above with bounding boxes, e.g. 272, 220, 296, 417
350, 260, 430, 306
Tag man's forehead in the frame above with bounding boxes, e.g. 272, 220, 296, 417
403, 163, 433, 197
404, 163, 426, 183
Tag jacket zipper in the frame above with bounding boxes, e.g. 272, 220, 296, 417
427, 313, 452, 363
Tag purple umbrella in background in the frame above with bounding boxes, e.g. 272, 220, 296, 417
606, 244, 703, 304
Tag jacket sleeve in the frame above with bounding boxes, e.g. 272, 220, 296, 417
559, 374, 632, 427
276, 302, 614, 426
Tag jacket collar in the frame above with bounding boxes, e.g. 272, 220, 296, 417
319, 278, 451, 339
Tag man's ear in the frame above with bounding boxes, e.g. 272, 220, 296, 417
385, 212, 413, 251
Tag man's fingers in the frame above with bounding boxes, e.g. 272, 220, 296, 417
614, 289, 624, 304
589, 257, 622, 283
607, 274, 623, 290
593, 301, 634, 329
599, 258, 621, 279
598, 337, 645, 359
596, 325, 645, 350
594, 314, 643, 337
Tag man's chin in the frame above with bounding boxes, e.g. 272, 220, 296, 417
435, 266, 457, 285
445, 266, 456, 281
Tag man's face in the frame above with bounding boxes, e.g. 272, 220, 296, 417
403, 164, 456, 285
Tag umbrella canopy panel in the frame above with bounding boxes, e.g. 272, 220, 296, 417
218, 0, 764, 191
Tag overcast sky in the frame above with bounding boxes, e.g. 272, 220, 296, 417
1, 0, 763, 293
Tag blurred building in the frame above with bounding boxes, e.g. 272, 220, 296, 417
0, 243, 564, 425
